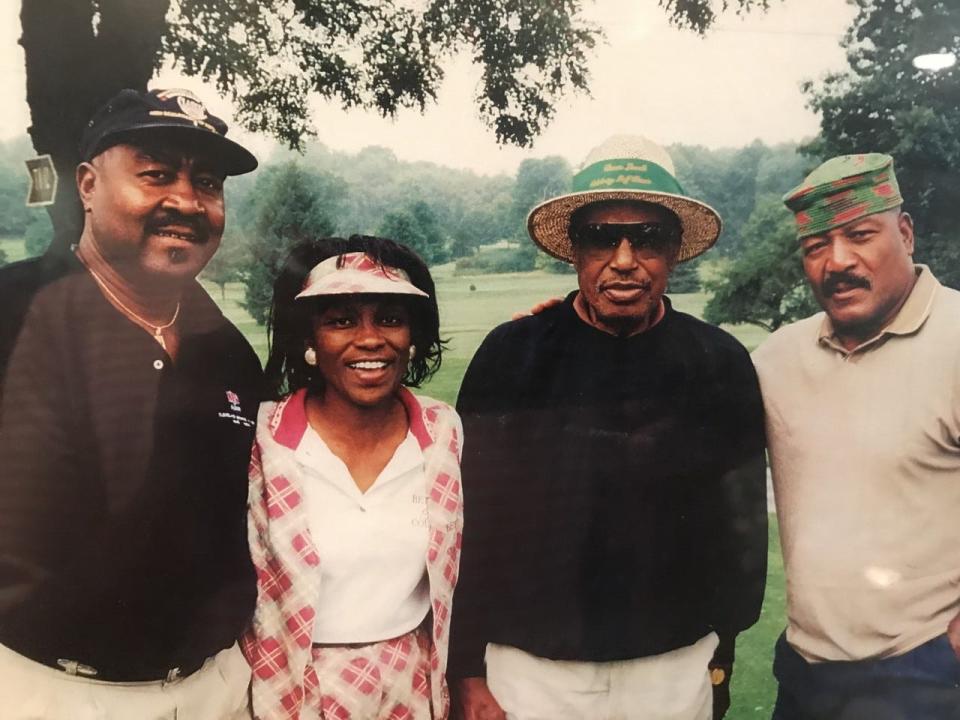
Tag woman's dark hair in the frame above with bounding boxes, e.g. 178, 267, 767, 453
263, 235, 444, 400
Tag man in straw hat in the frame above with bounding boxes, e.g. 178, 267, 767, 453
0, 88, 259, 718
448, 135, 768, 720
753, 154, 960, 719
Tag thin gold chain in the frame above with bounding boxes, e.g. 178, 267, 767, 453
85, 266, 180, 349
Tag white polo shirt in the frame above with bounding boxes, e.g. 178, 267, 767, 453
295, 426, 431, 644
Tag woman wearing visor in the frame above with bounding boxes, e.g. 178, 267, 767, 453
242, 236, 463, 720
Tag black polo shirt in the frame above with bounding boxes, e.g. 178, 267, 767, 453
0, 252, 260, 679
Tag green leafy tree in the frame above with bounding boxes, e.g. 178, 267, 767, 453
667, 259, 701, 293
378, 201, 449, 265
197, 170, 259, 298
0, 137, 36, 237
671, 141, 801, 256
21, 0, 594, 250
168, 1, 598, 150
300, 143, 517, 256
754, 144, 814, 200
703, 196, 818, 331
511, 156, 572, 233
511, 156, 572, 271
803, 0, 960, 287
202, 235, 246, 301
330, 146, 403, 234
20, 1, 776, 251
0, 173, 29, 238
668, 142, 809, 301
447, 184, 515, 258
447, 200, 512, 258
201, 170, 260, 299
23, 213, 53, 258
240, 162, 345, 324
660, 0, 780, 33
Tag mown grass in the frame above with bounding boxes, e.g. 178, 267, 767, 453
4, 236, 783, 715
0, 236, 30, 264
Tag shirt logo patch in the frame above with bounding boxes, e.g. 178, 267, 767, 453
219, 389, 254, 428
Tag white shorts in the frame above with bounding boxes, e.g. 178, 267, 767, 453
485, 633, 717, 720
0, 641, 252, 720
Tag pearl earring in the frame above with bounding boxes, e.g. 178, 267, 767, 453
409, 345, 417, 360
304, 347, 317, 366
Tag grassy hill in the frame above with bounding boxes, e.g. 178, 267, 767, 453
198, 261, 770, 406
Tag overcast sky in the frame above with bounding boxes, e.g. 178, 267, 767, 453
0, 0, 856, 176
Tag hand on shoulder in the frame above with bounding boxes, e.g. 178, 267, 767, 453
511, 296, 564, 321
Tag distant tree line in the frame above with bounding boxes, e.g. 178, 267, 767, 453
9, 0, 955, 334
224, 140, 824, 324
2, 19, 956, 335
0, 132, 812, 324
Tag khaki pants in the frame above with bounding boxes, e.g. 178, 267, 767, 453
0, 641, 252, 720
485, 633, 717, 720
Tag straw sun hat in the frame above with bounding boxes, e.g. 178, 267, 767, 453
527, 135, 722, 263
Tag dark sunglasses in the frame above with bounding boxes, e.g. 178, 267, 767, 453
570, 222, 680, 251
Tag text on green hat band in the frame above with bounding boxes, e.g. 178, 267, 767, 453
573, 158, 686, 196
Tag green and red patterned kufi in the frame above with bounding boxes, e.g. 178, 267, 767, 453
783, 153, 904, 239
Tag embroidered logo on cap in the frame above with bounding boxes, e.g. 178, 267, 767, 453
149, 88, 216, 131
155, 88, 208, 119
176, 94, 207, 121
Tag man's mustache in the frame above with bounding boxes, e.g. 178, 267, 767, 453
146, 211, 210, 244
823, 272, 870, 296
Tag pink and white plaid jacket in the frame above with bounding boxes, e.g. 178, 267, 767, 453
241, 387, 464, 720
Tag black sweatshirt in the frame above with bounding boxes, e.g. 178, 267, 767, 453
448, 294, 767, 678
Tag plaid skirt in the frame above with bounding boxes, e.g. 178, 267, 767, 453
303, 627, 433, 719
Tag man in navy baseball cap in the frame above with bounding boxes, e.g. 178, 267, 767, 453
0, 87, 260, 719
79, 87, 257, 175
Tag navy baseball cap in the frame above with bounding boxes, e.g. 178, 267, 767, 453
79, 88, 258, 175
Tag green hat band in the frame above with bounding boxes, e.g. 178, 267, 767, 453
573, 158, 685, 196
784, 154, 903, 238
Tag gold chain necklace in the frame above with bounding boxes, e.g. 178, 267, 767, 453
86, 267, 180, 351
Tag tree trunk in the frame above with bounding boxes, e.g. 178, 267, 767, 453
20, 0, 169, 253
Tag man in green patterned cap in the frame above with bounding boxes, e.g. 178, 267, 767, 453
449, 136, 768, 720
753, 153, 960, 719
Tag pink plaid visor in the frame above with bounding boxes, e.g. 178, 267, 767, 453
295, 252, 429, 299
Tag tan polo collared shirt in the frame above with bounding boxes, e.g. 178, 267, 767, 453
753, 266, 960, 662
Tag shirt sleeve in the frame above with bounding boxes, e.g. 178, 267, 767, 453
706, 345, 769, 662
447, 325, 514, 679
0, 299, 78, 614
